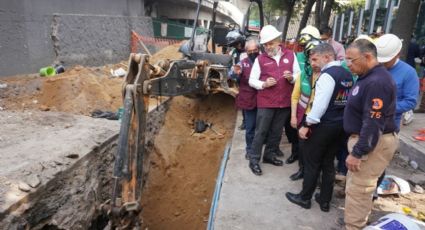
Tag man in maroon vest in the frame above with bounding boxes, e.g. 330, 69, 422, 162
248, 25, 301, 175
233, 39, 260, 160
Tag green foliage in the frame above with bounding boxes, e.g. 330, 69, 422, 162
334, 0, 366, 13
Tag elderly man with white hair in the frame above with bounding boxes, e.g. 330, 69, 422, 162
247, 25, 300, 175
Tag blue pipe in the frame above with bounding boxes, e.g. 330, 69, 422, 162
207, 142, 232, 230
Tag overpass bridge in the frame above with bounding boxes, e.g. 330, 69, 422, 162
145, 0, 250, 28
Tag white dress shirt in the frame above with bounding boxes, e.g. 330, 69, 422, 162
249, 48, 300, 90
306, 61, 341, 124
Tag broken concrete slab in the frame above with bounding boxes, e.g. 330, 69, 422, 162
0, 111, 120, 214
0, 100, 169, 229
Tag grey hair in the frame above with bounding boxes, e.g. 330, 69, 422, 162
309, 43, 336, 60
245, 38, 260, 49
348, 39, 377, 57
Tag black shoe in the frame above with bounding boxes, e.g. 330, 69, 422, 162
289, 169, 303, 181
285, 192, 311, 209
314, 193, 330, 212
245, 153, 249, 160
249, 162, 262, 176
238, 123, 246, 130
263, 157, 283, 166
275, 149, 284, 157
285, 154, 298, 164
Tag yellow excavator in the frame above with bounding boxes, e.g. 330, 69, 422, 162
102, 0, 264, 228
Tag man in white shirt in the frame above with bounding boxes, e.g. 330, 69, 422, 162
286, 43, 353, 212
247, 25, 300, 175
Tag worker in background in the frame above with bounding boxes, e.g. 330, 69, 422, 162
287, 25, 322, 181
233, 39, 261, 160
248, 25, 300, 176
226, 30, 247, 130
406, 35, 421, 68
226, 30, 246, 65
320, 26, 345, 61
286, 43, 353, 212
371, 33, 420, 200
343, 39, 399, 230
375, 34, 419, 130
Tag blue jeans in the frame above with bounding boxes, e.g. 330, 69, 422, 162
243, 108, 257, 155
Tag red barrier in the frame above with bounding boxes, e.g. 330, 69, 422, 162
131, 30, 182, 54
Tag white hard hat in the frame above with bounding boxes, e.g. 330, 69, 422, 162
355, 34, 374, 43
375, 34, 402, 63
300, 25, 320, 39
259, 25, 282, 44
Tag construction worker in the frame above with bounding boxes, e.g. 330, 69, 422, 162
233, 39, 260, 160
287, 25, 321, 181
286, 43, 353, 212
319, 26, 345, 61
247, 25, 300, 175
226, 30, 247, 130
375, 34, 419, 131
343, 39, 399, 230
226, 30, 246, 65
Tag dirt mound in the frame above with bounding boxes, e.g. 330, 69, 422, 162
141, 94, 236, 230
0, 43, 185, 115
0, 64, 126, 115
150, 43, 183, 64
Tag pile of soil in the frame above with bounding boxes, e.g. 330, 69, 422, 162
150, 43, 184, 64
0, 64, 125, 115
0, 43, 185, 115
141, 94, 236, 230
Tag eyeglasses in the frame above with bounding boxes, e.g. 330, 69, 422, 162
346, 56, 362, 65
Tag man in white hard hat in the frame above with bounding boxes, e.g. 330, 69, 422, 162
247, 25, 300, 175
375, 33, 419, 130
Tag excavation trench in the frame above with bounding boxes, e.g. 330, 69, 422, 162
0, 92, 236, 229
0, 42, 236, 229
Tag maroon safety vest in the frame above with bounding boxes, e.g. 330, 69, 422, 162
236, 57, 257, 110
257, 45, 295, 108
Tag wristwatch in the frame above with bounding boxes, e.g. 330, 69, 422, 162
303, 121, 312, 128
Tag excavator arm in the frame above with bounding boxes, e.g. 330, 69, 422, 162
102, 53, 238, 229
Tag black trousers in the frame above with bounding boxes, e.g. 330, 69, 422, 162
285, 119, 299, 158
249, 107, 290, 164
300, 122, 344, 203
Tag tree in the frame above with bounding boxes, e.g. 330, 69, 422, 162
320, 0, 335, 29
297, 0, 316, 36
281, 0, 298, 40
315, 0, 323, 28
263, 0, 299, 40
392, 0, 421, 59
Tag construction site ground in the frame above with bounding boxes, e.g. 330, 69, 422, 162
0, 42, 424, 229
